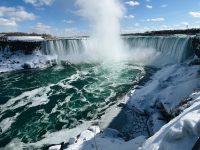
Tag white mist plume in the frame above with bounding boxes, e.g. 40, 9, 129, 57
74, 0, 163, 65
76, 0, 125, 60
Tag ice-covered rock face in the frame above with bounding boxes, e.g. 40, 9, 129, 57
141, 91, 200, 150
192, 37, 200, 58
0, 41, 42, 54
0, 51, 57, 73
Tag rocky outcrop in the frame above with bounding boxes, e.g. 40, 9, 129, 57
192, 37, 200, 58
0, 41, 42, 54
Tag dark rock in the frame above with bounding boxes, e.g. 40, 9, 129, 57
21, 63, 32, 69
158, 102, 173, 122
192, 37, 200, 58
193, 137, 200, 150
189, 59, 200, 66
117, 103, 126, 108
42, 142, 64, 150
0, 41, 42, 54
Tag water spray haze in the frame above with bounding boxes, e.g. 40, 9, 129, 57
76, 0, 125, 60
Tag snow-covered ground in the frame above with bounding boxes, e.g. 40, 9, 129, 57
0, 51, 57, 73
7, 36, 44, 42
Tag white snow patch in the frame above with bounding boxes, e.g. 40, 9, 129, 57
49, 145, 61, 150
7, 36, 44, 42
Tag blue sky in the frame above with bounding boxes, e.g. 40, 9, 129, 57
0, 0, 200, 36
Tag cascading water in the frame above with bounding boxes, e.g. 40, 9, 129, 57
124, 36, 193, 63
41, 39, 89, 60
40, 35, 194, 64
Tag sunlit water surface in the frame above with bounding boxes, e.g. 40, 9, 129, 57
0, 61, 151, 147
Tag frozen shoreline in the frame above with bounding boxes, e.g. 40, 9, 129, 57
2, 59, 200, 150
48, 61, 200, 150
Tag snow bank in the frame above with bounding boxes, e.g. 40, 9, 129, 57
7, 36, 44, 42
141, 91, 200, 150
64, 126, 146, 150
127, 63, 199, 135
0, 51, 57, 73
128, 64, 199, 114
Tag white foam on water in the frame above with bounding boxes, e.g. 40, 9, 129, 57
0, 86, 51, 114
0, 113, 19, 133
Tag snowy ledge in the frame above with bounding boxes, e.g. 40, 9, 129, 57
0, 51, 58, 73
6, 36, 44, 42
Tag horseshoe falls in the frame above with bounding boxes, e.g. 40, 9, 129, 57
40, 35, 193, 64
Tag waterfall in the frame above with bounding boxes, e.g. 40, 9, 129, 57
40, 36, 194, 63
124, 36, 193, 62
41, 38, 89, 60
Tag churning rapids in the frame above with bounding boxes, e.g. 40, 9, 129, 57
0, 35, 195, 148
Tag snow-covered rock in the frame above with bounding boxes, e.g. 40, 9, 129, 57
129, 64, 199, 113
49, 144, 61, 150
141, 91, 200, 150
0, 51, 57, 73
66, 126, 146, 150
7, 36, 44, 42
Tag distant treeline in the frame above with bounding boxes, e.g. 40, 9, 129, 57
0, 32, 53, 39
122, 28, 200, 36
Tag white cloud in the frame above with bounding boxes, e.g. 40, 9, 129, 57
189, 11, 200, 18
30, 23, 88, 37
160, 25, 169, 29
125, 1, 140, 7
64, 28, 82, 37
161, 4, 167, 8
63, 20, 74, 24
24, 0, 55, 7
0, 18, 16, 26
181, 22, 189, 26
0, 6, 36, 22
121, 26, 151, 34
147, 17, 165, 22
146, 5, 152, 9
54, 28, 88, 37
124, 15, 135, 19
0, 6, 36, 28
159, 22, 190, 30
30, 22, 51, 33
146, 0, 150, 2
134, 23, 140, 27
